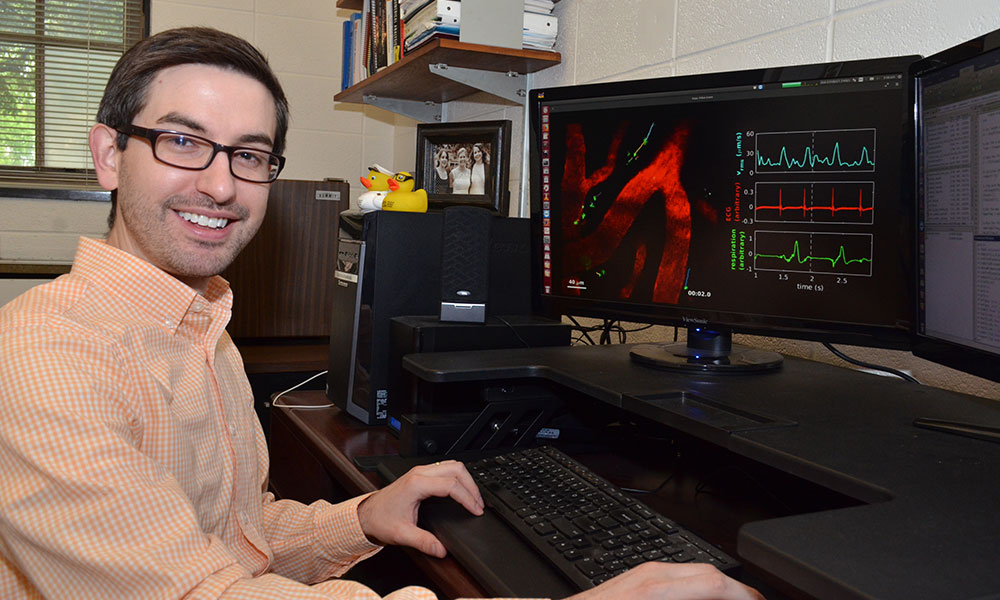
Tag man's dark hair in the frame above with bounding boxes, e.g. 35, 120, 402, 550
97, 27, 290, 228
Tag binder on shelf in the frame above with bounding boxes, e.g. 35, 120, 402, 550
402, 0, 558, 52
341, 17, 353, 90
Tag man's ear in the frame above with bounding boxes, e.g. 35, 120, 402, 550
89, 124, 120, 191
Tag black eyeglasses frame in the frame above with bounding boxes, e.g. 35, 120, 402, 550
116, 123, 285, 183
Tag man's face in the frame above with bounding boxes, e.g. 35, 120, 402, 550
95, 64, 277, 292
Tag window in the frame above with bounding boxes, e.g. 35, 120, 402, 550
0, 0, 146, 189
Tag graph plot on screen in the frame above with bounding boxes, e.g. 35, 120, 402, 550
754, 181, 875, 224
754, 231, 873, 276
756, 129, 877, 173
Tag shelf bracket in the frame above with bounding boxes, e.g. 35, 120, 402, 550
361, 95, 442, 122
428, 63, 527, 104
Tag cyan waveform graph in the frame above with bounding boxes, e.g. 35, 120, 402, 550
754, 181, 875, 224
753, 231, 873, 276
755, 128, 877, 173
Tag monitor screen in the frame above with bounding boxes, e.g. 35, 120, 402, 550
528, 57, 917, 369
913, 32, 1000, 383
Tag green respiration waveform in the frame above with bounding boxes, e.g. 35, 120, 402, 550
756, 239, 871, 268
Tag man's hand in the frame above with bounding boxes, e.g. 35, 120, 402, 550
356, 459, 483, 558
566, 562, 765, 600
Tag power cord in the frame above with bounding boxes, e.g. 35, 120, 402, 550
823, 343, 920, 384
494, 316, 532, 348
270, 370, 333, 409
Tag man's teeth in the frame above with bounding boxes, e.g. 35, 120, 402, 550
178, 211, 229, 229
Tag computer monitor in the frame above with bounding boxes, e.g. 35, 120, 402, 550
912, 30, 1000, 384
529, 56, 918, 372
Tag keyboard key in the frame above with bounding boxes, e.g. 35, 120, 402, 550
575, 558, 605, 578
624, 554, 646, 567
534, 521, 556, 536
563, 549, 584, 561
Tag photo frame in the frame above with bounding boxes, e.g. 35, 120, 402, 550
414, 120, 511, 214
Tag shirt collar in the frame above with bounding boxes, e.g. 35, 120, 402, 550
71, 237, 232, 334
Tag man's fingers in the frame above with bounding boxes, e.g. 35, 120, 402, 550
421, 461, 484, 514
647, 568, 764, 600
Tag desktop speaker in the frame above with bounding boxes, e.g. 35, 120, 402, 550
327, 210, 535, 425
440, 206, 493, 323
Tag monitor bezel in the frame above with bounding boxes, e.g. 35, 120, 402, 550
910, 30, 1000, 383
528, 56, 920, 350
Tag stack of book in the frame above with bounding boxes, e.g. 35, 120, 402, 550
402, 0, 558, 53
342, 0, 559, 91
341, 0, 404, 91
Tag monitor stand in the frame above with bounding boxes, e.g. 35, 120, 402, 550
629, 327, 783, 373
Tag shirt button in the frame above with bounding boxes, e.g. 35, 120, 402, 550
190, 301, 206, 313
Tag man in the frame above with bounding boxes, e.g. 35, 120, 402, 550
0, 27, 763, 600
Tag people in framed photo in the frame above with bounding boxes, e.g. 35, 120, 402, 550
415, 120, 511, 214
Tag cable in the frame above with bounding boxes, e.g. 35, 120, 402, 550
822, 343, 920, 384
620, 472, 676, 495
600, 319, 613, 345
270, 370, 334, 409
494, 316, 532, 348
566, 315, 597, 345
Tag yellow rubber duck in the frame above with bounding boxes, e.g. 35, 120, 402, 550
383, 171, 428, 212
360, 163, 395, 191
358, 168, 428, 213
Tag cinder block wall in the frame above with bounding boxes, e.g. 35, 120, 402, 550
3, 0, 998, 399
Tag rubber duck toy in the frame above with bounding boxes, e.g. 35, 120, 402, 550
383, 171, 428, 212
358, 168, 428, 213
358, 163, 395, 213
360, 163, 395, 191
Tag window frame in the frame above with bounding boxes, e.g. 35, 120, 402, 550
0, 0, 149, 190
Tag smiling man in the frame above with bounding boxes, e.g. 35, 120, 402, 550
0, 27, 762, 600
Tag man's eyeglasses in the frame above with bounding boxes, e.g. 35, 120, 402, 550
117, 124, 285, 183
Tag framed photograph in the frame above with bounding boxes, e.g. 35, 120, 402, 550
414, 120, 512, 214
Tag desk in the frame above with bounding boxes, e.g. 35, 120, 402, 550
269, 392, 488, 599
268, 345, 1000, 599
268, 391, 806, 599
402, 343, 1000, 600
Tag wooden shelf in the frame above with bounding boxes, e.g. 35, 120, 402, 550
334, 37, 561, 106
336, 0, 363, 9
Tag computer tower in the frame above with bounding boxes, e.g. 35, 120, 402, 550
327, 210, 537, 425
328, 211, 443, 424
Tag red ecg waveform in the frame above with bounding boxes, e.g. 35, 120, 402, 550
756, 187, 873, 216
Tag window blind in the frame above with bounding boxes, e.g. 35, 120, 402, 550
0, 0, 145, 189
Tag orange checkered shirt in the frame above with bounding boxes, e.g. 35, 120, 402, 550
0, 237, 485, 600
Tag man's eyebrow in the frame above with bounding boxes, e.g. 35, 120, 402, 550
156, 111, 275, 149
157, 112, 207, 134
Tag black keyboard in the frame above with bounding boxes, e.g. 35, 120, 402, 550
466, 446, 740, 590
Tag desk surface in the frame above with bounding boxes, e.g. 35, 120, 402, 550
403, 343, 1000, 600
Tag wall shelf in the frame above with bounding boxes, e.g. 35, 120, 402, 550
335, 38, 560, 114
